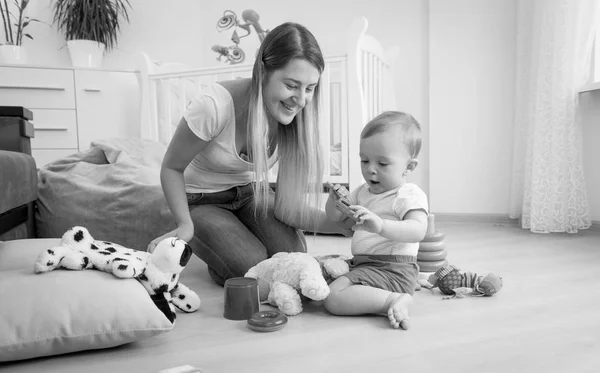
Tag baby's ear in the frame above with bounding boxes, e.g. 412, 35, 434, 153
406, 158, 419, 171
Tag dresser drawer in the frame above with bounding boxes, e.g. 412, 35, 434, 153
0, 67, 75, 109
30, 109, 78, 149
32, 149, 78, 169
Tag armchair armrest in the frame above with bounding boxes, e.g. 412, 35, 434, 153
0, 150, 37, 239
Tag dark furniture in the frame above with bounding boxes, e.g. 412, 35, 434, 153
0, 107, 37, 240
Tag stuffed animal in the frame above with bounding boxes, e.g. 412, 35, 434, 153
419, 264, 503, 299
245, 252, 339, 316
34, 226, 201, 323
314, 254, 351, 284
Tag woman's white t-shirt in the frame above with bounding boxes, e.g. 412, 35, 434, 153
182, 83, 278, 193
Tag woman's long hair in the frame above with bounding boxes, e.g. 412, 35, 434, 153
247, 22, 325, 229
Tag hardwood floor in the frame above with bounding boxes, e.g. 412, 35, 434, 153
3, 222, 599, 373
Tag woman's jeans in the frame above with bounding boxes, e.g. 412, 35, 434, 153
186, 183, 306, 286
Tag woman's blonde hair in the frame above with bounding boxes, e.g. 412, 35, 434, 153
247, 22, 325, 229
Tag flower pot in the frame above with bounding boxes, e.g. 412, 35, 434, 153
67, 40, 105, 68
0, 45, 28, 65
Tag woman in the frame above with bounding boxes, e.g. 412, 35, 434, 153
148, 22, 343, 285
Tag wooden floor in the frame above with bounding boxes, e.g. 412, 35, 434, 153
2, 222, 600, 373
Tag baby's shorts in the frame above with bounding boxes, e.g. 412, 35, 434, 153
343, 255, 419, 295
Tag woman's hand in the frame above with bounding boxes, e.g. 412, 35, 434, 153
147, 223, 194, 253
349, 205, 384, 234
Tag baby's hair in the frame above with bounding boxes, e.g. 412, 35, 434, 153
360, 111, 422, 158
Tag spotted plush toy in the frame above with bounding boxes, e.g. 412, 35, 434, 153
419, 264, 503, 299
34, 226, 201, 323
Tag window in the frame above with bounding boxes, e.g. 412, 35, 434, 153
580, 25, 600, 92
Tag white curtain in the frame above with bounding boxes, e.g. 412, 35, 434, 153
509, 0, 599, 233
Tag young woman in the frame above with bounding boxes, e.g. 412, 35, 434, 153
148, 22, 341, 285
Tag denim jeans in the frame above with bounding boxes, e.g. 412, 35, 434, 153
186, 183, 306, 286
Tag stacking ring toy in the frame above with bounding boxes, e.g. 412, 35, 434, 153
419, 241, 446, 252
417, 250, 448, 261
247, 310, 288, 332
418, 259, 448, 273
421, 231, 445, 242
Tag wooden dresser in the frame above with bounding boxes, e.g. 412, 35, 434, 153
0, 64, 141, 167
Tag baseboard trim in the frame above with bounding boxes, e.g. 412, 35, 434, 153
433, 213, 519, 226
433, 213, 600, 232
589, 221, 600, 233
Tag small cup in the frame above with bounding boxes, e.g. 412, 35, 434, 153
223, 277, 259, 320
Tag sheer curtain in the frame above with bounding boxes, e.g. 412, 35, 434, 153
509, 0, 599, 233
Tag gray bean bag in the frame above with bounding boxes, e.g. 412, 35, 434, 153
36, 138, 175, 251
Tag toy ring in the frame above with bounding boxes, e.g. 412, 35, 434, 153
421, 231, 445, 242
419, 240, 446, 252
417, 250, 448, 261
247, 310, 288, 332
418, 259, 448, 273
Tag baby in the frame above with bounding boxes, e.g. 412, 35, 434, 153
324, 111, 428, 330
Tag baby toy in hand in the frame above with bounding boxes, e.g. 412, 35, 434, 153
34, 226, 201, 323
327, 182, 361, 223
419, 264, 503, 299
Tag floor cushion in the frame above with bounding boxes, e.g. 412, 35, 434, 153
35, 138, 175, 251
0, 238, 174, 362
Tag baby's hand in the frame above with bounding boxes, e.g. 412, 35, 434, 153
349, 205, 384, 234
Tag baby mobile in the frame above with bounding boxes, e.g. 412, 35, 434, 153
211, 9, 269, 65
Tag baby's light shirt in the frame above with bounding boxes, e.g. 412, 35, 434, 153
347, 183, 429, 256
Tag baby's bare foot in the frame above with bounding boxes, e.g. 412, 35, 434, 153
386, 293, 412, 330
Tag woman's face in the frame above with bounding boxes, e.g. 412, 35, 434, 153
263, 58, 320, 125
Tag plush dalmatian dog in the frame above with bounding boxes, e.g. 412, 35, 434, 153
34, 226, 201, 323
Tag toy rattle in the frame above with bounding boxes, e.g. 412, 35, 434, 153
247, 310, 288, 332
326, 182, 360, 222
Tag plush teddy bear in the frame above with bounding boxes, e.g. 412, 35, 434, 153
245, 252, 344, 316
419, 264, 503, 299
34, 226, 201, 323
314, 254, 351, 284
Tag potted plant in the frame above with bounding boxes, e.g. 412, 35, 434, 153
0, 0, 40, 64
52, 0, 131, 68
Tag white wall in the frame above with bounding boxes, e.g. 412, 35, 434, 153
23, 0, 207, 69
429, 0, 516, 214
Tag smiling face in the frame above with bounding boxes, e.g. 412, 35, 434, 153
262, 58, 320, 125
359, 127, 415, 194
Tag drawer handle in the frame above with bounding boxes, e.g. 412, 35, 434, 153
83, 88, 102, 92
0, 85, 66, 91
36, 127, 68, 132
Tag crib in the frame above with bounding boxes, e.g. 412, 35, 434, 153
138, 16, 399, 191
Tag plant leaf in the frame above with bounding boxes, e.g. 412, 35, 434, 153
51, 0, 131, 52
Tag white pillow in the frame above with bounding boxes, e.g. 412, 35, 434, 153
0, 239, 174, 362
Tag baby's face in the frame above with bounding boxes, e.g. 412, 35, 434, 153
359, 129, 412, 194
